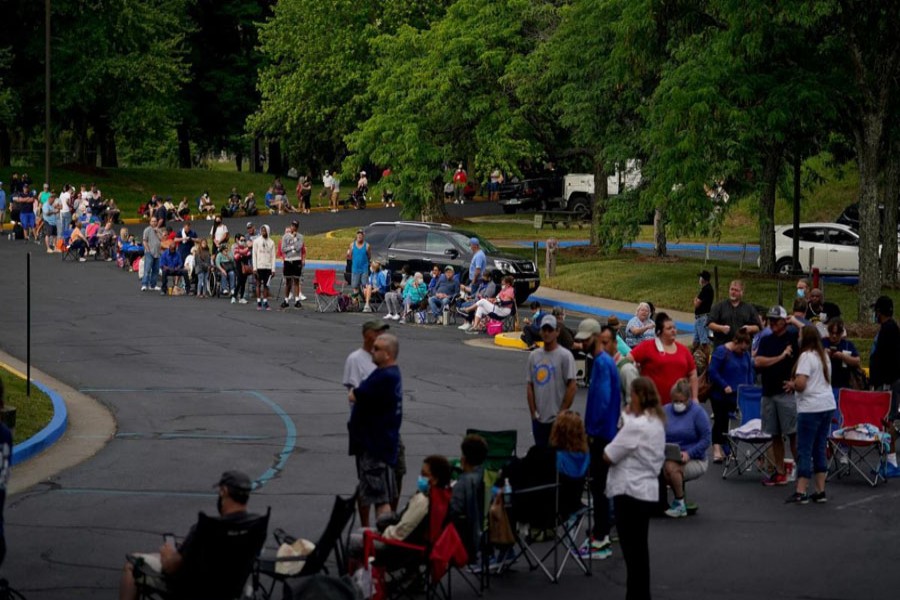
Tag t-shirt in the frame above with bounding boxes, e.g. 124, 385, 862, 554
0, 190, 6, 210
755, 330, 798, 397
349, 365, 402, 464
625, 317, 655, 347
18, 193, 34, 214
527, 345, 576, 423
794, 351, 836, 413
822, 338, 859, 389
343, 348, 376, 390
629, 340, 697, 405
708, 300, 760, 346
469, 249, 487, 283
585, 352, 621, 441
805, 301, 841, 324
870, 318, 900, 388
41, 200, 57, 226
695, 283, 714, 316
142, 225, 162, 258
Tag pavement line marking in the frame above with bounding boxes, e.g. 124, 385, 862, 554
834, 490, 900, 511
0, 360, 28, 380
245, 391, 298, 490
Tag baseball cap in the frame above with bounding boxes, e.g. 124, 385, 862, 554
540, 315, 558, 330
574, 318, 602, 340
444, 265, 454, 272
766, 305, 788, 320
246, 222, 254, 229
698, 270, 711, 281
469, 237, 480, 246
363, 320, 389, 333
871, 295, 894, 316
215, 470, 252, 493
291, 219, 299, 227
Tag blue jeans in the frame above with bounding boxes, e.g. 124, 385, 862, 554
429, 296, 451, 318
222, 270, 236, 292
197, 271, 209, 296
142, 254, 160, 288
693, 314, 709, 345
796, 410, 833, 479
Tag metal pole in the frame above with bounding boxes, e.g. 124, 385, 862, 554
739, 243, 747, 272
27, 252, 31, 397
45, 0, 51, 187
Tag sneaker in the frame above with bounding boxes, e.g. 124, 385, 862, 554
460, 199, 465, 204
383, 313, 393, 320
160, 290, 167, 296
577, 536, 612, 560
281, 300, 289, 308
294, 301, 302, 309
239, 298, 248, 304
265, 303, 271, 311
664, 500, 688, 518
762, 472, 789, 486
809, 491, 827, 504
78, 257, 87, 262
785, 492, 809, 505
299, 293, 307, 301
458, 322, 472, 331
363, 304, 373, 313
153, 286, 161, 291
454, 199, 460, 204
231, 297, 236, 304
141, 286, 148, 291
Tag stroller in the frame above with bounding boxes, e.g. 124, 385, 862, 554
342, 188, 367, 210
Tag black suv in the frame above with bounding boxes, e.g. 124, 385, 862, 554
361, 221, 540, 304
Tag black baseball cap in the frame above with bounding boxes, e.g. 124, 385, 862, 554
215, 470, 253, 493
872, 296, 894, 316
698, 270, 711, 281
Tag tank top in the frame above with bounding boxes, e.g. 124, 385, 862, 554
351, 242, 369, 273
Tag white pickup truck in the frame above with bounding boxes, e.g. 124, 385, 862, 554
554, 160, 643, 216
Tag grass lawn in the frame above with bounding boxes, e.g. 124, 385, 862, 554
1, 368, 55, 445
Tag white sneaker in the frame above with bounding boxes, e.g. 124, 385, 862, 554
458, 322, 472, 331
363, 305, 373, 313
460, 199, 465, 204
141, 286, 147, 291
299, 293, 307, 301
454, 199, 459, 204
231, 297, 236, 304
152, 285, 161, 291
239, 298, 248, 304
665, 500, 688, 518
392, 313, 401, 320
383, 313, 393, 320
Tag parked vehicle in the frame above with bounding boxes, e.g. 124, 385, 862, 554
358, 221, 540, 304
771, 222, 899, 275
498, 177, 563, 214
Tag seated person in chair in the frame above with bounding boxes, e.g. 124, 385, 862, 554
427, 266, 460, 322
160, 243, 191, 296
661, 379, 711, 518
68, 221, 89, 260
118, 470, 259, 600
401, 272, 428, 321
457, 275, 515, 333
449, 434, 488, 562
520, 301, 547, 349
456, 270, 498, 329
363, 261, 389, 313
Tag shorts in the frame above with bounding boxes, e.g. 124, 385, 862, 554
356, 453, 398, 507
256, 269, 272, 289
682, 458, 708, 482
693, 314, 709, 345
283, 260, 302, 279
331, 190, 340, 202
20, 213, 35, 229
762, 393, 798, 436
46, 224, 58, 236
350, 271, 366, 290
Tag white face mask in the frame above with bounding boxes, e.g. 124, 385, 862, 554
672, 402, 688, 414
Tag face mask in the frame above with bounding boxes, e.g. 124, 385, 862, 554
416, 475, 430, 495
796, 289, 805, 298
672, 402, 688, 414
216, 494, 224, 516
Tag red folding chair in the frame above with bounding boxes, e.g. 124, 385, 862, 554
313, 269, 342, 312
828, 389, 892, 487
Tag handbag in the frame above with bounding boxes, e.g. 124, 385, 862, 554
241, 263, 253, 275
488, 493, 514, 545
486, 320, 504, 336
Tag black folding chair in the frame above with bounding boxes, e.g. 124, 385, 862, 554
256, 492, 358, 599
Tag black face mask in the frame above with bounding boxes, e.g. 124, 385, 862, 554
217, 494, 224, 516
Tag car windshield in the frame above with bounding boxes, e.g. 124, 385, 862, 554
450, 231, 498, 253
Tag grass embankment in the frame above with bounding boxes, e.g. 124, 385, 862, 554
0, 368, 55, 445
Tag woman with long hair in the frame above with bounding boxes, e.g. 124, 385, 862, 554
604, 377, 666, 600
784, 326, 835, 504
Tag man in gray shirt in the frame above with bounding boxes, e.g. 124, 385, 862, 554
526, 315, 577, 446
141, 216, 163, 291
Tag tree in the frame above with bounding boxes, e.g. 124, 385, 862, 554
346, 0, 552, 218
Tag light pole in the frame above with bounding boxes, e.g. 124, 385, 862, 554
44, 0, 51, 188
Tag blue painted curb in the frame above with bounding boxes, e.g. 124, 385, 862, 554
512, 240, 761, 254
526, 293, 694, 334
11, 378, 69, 466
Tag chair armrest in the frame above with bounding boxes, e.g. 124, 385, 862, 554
362, 530, 426, 564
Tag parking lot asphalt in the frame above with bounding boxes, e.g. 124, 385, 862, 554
0, 203, 896, 599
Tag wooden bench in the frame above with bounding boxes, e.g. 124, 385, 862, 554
534, 210, 590, 229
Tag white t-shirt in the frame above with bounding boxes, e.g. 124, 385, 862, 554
605, 412, 665, 502
59, 191, 71, 213
213, 224, 229, 245
343, 348, 375, 390
795, 350, 835, 413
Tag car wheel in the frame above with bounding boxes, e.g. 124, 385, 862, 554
776, 258, 798, 275
569, 197, 590, 218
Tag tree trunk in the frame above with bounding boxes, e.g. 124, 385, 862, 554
881, 138, 899, 285
96, 122, 118, 168
591, 159, 606, 247
0, 127, 10, 167
757, 145, 782, 274
177, 123, 192, 169
235, 151, 243, 172
791, 152, 802, 275
653, 207, 667, 257
251, 136, 262, 173
422, 177, 449, 221
73, 118, 89, 164
266, 139, 282, 175
856, 116, 885, 320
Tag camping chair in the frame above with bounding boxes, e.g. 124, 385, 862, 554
314, 269, 342, 312
135, 508, 270, 600
827, 389, 892, 487
256, 492, 358, 600
499, 449, 590, 583
722, 385, 775, 479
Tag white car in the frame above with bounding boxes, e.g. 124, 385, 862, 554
772, 222, 897, 275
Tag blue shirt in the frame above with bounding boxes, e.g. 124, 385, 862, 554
469, 249, 487, 283
663, 402, 711, 460
433, 274, 460, 297
161, 249, 183, 270
0, 189, 6, 210
585, 352, 621, 441
368, 270, 389, 294
708, 344, 754, 401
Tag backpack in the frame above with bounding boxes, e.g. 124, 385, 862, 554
12, 223, 24, 240
337, 294, 352, 313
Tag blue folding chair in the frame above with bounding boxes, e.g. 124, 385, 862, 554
723, 385, 775, 479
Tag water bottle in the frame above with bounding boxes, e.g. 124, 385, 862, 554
442, 305, 450, 326
503, 478, 512, 509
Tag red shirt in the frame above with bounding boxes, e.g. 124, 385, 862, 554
453, 170, 467, 185
629, 339, 696, 404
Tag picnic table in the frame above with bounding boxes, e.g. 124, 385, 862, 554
534, 210, 590, 229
